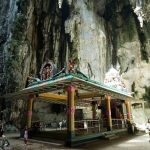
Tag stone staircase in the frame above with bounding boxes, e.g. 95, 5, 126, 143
102, 133, 119, 140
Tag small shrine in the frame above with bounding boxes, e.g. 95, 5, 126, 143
104, 67, 128, 92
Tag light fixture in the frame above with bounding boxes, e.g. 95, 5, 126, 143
58, 0, 63, 9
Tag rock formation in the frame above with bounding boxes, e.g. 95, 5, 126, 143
0, 0, 150, 129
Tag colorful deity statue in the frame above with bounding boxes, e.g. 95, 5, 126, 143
67, 59, 76, 73
42, 73, 46, 80
40, 60, 54, 80
45, 66, 50, 78
25, 74, 37, 87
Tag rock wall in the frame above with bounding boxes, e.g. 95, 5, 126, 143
0, 0, 150, 129
68, 0, 107, 81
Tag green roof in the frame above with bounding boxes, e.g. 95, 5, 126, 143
0, 72, 134, 101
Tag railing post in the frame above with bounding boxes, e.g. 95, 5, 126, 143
99, 119, 100, 132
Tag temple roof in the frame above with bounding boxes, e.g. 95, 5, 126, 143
0, 72, 134, 104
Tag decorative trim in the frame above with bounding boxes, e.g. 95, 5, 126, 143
27, 111, 32, 116
28, 94, 35, 99
106, 110, 111, 115
67, 108, 75, 114
93, 113, 96, 118
67, 85, 75, 92
127, 112, 130, 115
107, 95, 111, 100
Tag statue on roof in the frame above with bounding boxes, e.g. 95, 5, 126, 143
67, 58, 76, 73
39, 60, 54, 80
25, 74, 40, 88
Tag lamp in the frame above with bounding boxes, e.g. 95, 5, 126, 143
58, 0, 63, 9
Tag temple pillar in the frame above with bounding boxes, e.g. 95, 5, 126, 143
125, 100, 131, 121
66, 85, 75, 139
26, 95, 35, 128
105, 95, 112, 131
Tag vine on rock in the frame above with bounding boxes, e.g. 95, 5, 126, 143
2, 0, 28, 94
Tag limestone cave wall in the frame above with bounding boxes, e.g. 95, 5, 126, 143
0, 0, 150, 129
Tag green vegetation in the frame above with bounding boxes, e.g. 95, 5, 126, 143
1, 53, 20, 93
2, 1, 29, 94
11, 14, 27, 39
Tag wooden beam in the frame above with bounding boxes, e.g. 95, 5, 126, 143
75, 93, 101, 100
38, 93, 67, 100
36, 93, 101, 102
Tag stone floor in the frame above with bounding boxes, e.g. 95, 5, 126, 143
2, 131, 150, 150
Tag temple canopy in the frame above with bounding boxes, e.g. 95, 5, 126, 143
104, 67, 128, 92
0, 71, 134, 105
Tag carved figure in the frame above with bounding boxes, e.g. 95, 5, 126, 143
40, 60, 54, 80
46, 66, 50, 78
25, 75, 33, 88
67, 59, 76, 73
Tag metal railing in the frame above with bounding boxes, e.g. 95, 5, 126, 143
112, 119, 127, 129
31, 120, 66, 131
75, 119, 101, 133
31, 118, 127, 133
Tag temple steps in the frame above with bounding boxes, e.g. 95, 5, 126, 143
102, 133, 119, 140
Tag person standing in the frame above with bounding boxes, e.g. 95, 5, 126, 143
0, 120, 4, 137
145, 119, 150, 142
24, 126, 28, 145
59, 121, 62, 130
